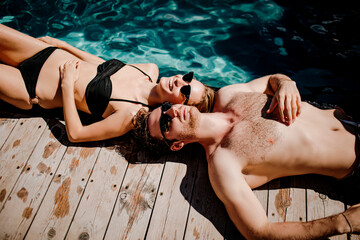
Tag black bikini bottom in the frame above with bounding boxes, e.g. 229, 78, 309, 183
340, 119, 360, 178
18, 47, 58, 99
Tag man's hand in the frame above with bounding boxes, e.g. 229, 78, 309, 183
266, 74, 301, 125
343, 203, 360, 234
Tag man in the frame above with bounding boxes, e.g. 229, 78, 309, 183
133, 73, 360, 239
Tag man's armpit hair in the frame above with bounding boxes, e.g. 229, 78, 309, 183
132, 108, 171, 155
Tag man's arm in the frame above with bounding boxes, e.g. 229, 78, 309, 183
239, 74, 293, 94
208, 150, 357, 239
217, 74, 301, 124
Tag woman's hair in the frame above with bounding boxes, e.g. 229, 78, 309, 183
132, 108, 172, 155
191, 84, 216, 113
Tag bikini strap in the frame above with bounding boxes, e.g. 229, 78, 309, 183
108, 98, 154, 109
107, 63, 155, 108
127, 64, 153, 83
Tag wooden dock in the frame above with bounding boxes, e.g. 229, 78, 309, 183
0, 109, 359, 240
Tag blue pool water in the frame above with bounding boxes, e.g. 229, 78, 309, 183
1, 0, 359, 116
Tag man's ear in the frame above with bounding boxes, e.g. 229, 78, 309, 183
170, 141, 185, 151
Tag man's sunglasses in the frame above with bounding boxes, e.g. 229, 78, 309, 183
160, 101, 173, 147
180, 72, 194, 105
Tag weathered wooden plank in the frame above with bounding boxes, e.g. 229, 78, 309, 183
104, 151, 164, 240
146, 147, 199, 240
184, 149, 227, 240
268, 176, 306, 223
285, 176, 306, 222
65, 146, 129, 240
0, 117, 18, 149
25, 145, 101, 239
268, 179, 286, 223
0, 119, 67, 239
306, 175, 347, 240
0, 118, 46, 212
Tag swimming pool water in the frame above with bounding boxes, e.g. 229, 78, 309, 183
1, 0, 359, 116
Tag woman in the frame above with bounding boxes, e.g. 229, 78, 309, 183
0, 24, 215, 142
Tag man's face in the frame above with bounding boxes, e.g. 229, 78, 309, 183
148, 103, 200, 144
157, 72, 205, 106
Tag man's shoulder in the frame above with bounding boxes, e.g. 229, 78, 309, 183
209, 144, 243, 166
218, 83, 254, 94
214, 86, 266, 112
217, 84, 245, 96
214, 85, 245, 111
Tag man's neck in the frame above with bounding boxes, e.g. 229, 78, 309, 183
196, 112, 234, 151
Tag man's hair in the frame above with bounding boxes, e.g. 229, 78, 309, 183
190, 84, 215, 113
132, 108, 173, 155
131, 83, 215, 153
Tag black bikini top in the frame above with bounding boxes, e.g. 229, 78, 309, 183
85, 59, 154, 117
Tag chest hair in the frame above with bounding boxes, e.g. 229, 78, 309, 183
220, 93, 281, 163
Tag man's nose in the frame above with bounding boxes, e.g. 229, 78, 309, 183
165, 105, 180, 118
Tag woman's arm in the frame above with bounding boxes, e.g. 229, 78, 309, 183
60, 60, 133, 142
39, 36, 104, 65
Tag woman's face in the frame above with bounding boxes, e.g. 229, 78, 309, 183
157, 73, 205, 105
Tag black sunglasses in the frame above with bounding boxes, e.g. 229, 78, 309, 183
160, 102, 173, 147
180, 72, 194, 105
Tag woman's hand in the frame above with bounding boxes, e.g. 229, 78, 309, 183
38, 36, 66, 48
266, 74, 301, 125
60, 60, 81, 90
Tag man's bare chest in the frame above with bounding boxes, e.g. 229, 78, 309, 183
219, 93, 281, 164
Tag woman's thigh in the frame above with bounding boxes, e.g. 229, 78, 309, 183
0, 64, 33, 109
0, 24, 49, 67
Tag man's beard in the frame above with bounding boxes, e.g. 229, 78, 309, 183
178, 107, 199, 139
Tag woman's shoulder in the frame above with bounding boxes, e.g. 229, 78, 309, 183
129, 62, 159, 82
145, 63, 159, 81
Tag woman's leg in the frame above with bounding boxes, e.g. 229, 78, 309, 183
0, 64, 32, 109
0, 24, 50, 67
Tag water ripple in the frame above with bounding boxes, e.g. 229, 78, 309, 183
1, 0, 358, 91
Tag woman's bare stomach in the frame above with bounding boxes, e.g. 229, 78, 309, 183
34, 49, 97, 110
